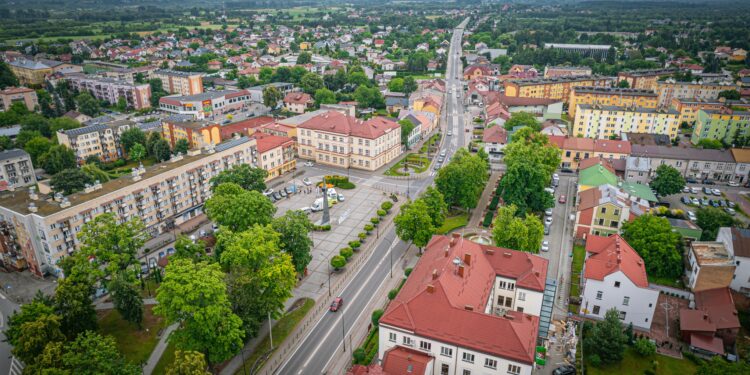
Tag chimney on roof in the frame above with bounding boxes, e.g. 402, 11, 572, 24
464, 305, 473, 311
457, 265, 465, 278
444, 247, 449, 257
464, 253, 472, 266
485, 249, 495, 255
432, 269, 438, 280
427, 284, 434, 294
703, 313, 709, 320
503, 252, 512, 258
535, 271, 540, 277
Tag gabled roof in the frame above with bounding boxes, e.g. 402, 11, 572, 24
693, 287, 740, 330
483, 125, 507, 144
252, 133, 294, 153
283, 92, 313, 104
298, 110, 399, 139
382, 346, 431, 375
579, 164, 618, 187
729, 227, 750, 258
583, 234, 650, 288
219, 116, 274, 140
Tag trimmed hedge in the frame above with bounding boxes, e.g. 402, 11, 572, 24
377, 209, 387, 217
482, 211, 494, 227
313, 224, 331, 231
358, 232, 367, 241
370, 217, 380, 225
349, 240, 361, 249
381, 201, 393, 211
340, 247, 353, 260
488, 196, 500, 211
323, 175, 355, 189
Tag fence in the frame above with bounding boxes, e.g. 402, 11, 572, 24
251, 201, 401, 375
649, 283, 693, 300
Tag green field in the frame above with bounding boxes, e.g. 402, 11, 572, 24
97, 305, 164, 365
151, 340, 176, 375
436, 213, 469, 234
586, 347, 698, 375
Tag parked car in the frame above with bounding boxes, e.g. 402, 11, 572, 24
691, 197, 700, 205
541, 241, 550, 252
728, 201, 736, 208
212, 223, 219, 232
263, 188, 274, 196
561, 168, 574, 173
140, 262, 148, 275
703, 179, 715, 185
299, 207, 312, 215
553, 365, 576, 375
545, 208, 553, 216
544, 225, 550, 235
545, 216, 553, 226
330, 297, 344, 312
682, 187, 690, 193
304, 161, 314, 167
544, 187, 555, 194
700, 198, 709, 206
729, 181, 740, 187
302, 177, 312, 186
703, 187, 712, 195
686, 177, 698, 183
681, 196, 691, 205
711, 188, 721, 196
447, 130, 453, 136
718, 199, 726, 207
725, 207, 737, 215
687, 211, 697, 221
338, 194, 345, 202
440, 150, 447, 157
690, 187, 700, 194
279, 189, 287, 197
710, 199, 719, 207
272, 192, 282, 200
558, 195, 567, 204
167, 247, 176, 255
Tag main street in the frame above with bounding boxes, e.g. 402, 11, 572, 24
0, 291, 21, 375
274, 17, 470, 375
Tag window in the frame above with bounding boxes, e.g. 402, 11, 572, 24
596, 291, 603, 300
619, 311, 627, 320
505, 298, 513, 307
403, 336, 413, 346
441, 364, 450, 375
593, 305, 600, 315
517, 306, 524, 313
462, 370, 471, 375
388, 332, 396, 342
485, 358, 498, 370
601, 207, 607, 214
623, 297, 630, 306
407, 364, 413, 373
462, 352, 475, 364
419, 341, 431, 351
518, 292, 526, 301
508, 364, 521, 374
508, 283, 515, 291
614, 281, 620, 288
497, 296, 505, 305
440, 347, 453, 357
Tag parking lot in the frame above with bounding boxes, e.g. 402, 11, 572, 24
659, 184, 749, 224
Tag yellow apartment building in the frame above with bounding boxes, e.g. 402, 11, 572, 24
503, 76, 612, 102
573, 104, 680, 139
568, 86, 658, 119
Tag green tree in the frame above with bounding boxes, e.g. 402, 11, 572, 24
354, 86, 385, 109
205, 183, 276, 232
0, 61, 19, 89
49, 117, 80, 133
503, 112, 540, 131
6, 295, 55, 349
272, 210, 314, 274
697, 139, 723, 149
499, 161, 554, 214
173, 235, 207, 262
11, 313, 65, 364
420, 186, 448, 228
435, 148, 488, 209
75, 92, 100, 117
120, 127, 147, 154
149, 78, 168, 107
210, 164, 268, 192
331, 255, 346, 270
650, 164, 685, 196
296, 52, 312, 65
129, 143, 146, 161
220, 225, 296, 337
388, 77, 405, 92
633, 338, 656, 357
81, 163, 111, 183
696, 357, 750, 375
51, 168, 95, 195
621, 214, 683, 279
0, 135, 13, 151
55, 278, 97, 339
14, 130, 42, 149
398, 119, 416, 146
116, 96, 127, 112
146, 132, 163, 157
314, 88, 336, 106
263, 85, 282, 109
78, 213, 146, 276
39, 145, 77, 175
696, 207, 737, 240
583, 308, 626, 365
718, 90, 741, 100
167, 350, 211, 375
617, 80, 630, 88
403, 76, 417, 95
155, 258, 244, 365
300, 72, 324, 94
109, 275, 144, 328
153, 139, 172, 162
491, 205, 544, 253
174, 139, 190, 154
60, 331, 140, 375
23, 136, 52, 164
394, 199, 436, 252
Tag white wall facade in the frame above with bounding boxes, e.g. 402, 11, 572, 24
483, 276, 544, 317
580, 270, 659, 330
378, 325, 533, 375
716, 228, 750, 295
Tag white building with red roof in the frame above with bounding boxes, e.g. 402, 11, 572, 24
252, 133, 296, 181
283, 92, 314, 114
579, 234, 659, 330
378, 234, 549, 375
297, 110, 401, 171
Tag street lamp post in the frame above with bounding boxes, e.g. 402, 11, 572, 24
341, 309, 346, 353
268, 311, 274, 350
327, 260, 332, 297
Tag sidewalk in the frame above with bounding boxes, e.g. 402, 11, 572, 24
467, 172, 501, 228
143, 323, 179, 375
94, 298, 157, 310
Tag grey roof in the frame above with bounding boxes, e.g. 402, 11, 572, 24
215, 136, 251, 152
61, 123, 110, 137
631, 144, 735, 162
163, 89, 246, 102
9, 59, 55, 70
544, 43, 611, 50
154, 69, 202, 77
137, 121, 162, 132
626, 156, 651, 172
163, 114, 196, 122
0, 125, 22, 138
572, 86, 657, 97
276, 109, 329, 126
0, 149, 30, 161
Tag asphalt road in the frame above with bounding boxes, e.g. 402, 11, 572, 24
0, 291, 21, 375
275, 17, 470, 375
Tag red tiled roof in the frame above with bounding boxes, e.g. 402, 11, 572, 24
379, 235, 545, 365
689, 333, 725, 355
382, 346, 431, 375
284, 92, 313, 105
483, 125, 507, 144
252, 133, 295, 153
346, 365, 386, 375
583, 234, 649, 288
694, 287, 740, 330
680, 309, 716, 333
219, 116, 274, 140
547, 135, 630, 155
578, 157, 616, 174
225, 89, 250, 99
298, 110, 400, 140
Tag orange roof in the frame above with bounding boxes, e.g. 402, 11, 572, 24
578, 157, 616, 174
298, 110, 399, 140
382, 347, 431, 375
547, 135, 630, 154
584, 234, 649, 288
483, 125, 507, 144
252, 133, 295, 153
284, 92, 313, 105
219, 116, 274, 140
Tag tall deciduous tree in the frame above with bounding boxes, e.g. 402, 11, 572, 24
696, 356, 750, 375
109, 275, 144, 328
420, 186, 448, 228
403, 76, 417, 95
51, 168, 95, 195
128, 143, 146, 161
696, 207, 737, 240
6, 295, 55, 349
205, 183, 276, 232
78, 213, 146, 276
120, 127, 147, 154
491, 205, 544, 253
39, 145, 77, 175
155, 258, 244, 365
272, 210, 314, 274
300, 72, 324, 94
11, 313, 65, 364
60, 331, 141, 375
174, 139, 190, 154
262, 86, 282, 109
435, 148, 488, 210
209, 164, 268, 192
314, 88, 336, 106
55, 278, 97, 339
220, 225, 296, 336
621, 214, 683, 279
583, 308, 627, 365
503, 112, 540, 131
75, 92, 100, 117
394, 199, 435, 252
388, 77, 405, 92
173, 235, 207, 262
650, 164, 685, 196
167, 350, 211, 375
23, 136, 52, 164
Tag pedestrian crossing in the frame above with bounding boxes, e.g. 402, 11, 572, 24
9, 357, 24, 375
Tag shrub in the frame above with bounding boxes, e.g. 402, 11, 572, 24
588, 354, 602, 368
381, 201, 393, 211
371, 309, 384, 327
634, 338, 656, 357
377, 209, 387, 217
488, 196, 500, 211
331, 255, 346, 270
364, 224, 374, 233
358, 232, 367, 241
352, 348, 366, 364
314, 224, 332, 231
371, 217, 380, 225
482, 211, 495, 227
323, 175, 355, 189
340, 247, 353, 260
404, 267, 413, 277
388, 288, 399, 300
349, 240, 361, 249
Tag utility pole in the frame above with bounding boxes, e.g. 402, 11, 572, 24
268, 311, 274, 350
341, 309, 346, 352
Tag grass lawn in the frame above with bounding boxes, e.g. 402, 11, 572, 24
585, 347, 698, 375
384, 153, 430, 176
151, 340, 176, 375
97, 305, 164, 365
436, 213, 469, 234
235, 298, 315, 375
648, 275, 684, 289
569, 245, 585, 313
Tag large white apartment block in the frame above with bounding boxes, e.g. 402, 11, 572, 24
579, 234, 659, 330
0, 137, 258, 277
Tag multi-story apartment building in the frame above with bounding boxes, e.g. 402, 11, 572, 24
543, 43, 612, 61
297, 111, 401, 171
162, 119, 221, 149
151, 70, 203, 96
669, 98, 750, 125
692, 107, 750, 145
503, 76, 612, 102
159, 89, 251, 119
253, 133, 296, 180
378, 234, 549, 375
57, 120, 145, 164
616, 69, 676, 91
655, 79, 739, 106
0, 149, 36, 191
730, 148, 750, 183
0, 87, 38, 111
543, 66, 592, 78
247, 82, 296, 103
67, 75, 151, 110
579, 235, 659, 330
0, 137, 259, 277
631, 144, 738, 182
8, 58, 82, 86
716, 227, 750, 296
687, 242, 736, 292
547, 135, 631, 170
568, 86, 658, 119
572, 104, 680, 139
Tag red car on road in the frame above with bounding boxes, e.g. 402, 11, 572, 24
330, 297, 343, 312
558, 195, 567, 204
